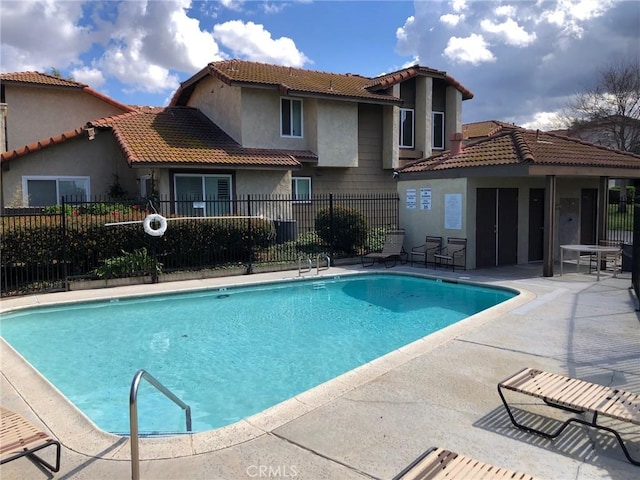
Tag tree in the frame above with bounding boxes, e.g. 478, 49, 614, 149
46, 67, 74, 81
565, 60, 640, 212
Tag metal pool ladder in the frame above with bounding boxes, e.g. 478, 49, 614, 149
298, 254, 312, 276
129, 369, 192, 480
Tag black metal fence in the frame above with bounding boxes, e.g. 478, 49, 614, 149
1, 193, 399, 297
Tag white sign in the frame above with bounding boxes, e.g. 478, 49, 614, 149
420, 188, 432, 210
193, 201, 206, 209
444, 193, 462, 230
406, 188, 417, 209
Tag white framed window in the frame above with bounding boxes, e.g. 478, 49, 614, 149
281, 97, 303, 137
173, 173, 232, 216
22, 176, 90, 206
433, 111, 445, 150
139, 174, 153, 198
399, 108, 415, 148
292, 177, 311, 202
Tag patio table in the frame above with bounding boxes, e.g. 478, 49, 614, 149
560, 244, 621, 281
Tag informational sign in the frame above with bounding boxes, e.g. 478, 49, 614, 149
444, 193, 462, 230
420, 188, 432, 210
193, 201, 206, 209
406, 188, 417, 209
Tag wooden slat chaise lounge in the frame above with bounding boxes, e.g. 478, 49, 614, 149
0, 406, 61, 472
393, 446, 538, 480
498, 367, 640, 466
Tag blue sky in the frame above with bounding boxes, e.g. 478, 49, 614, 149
1, 1, 639, 129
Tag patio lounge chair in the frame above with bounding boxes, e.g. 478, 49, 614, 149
393, 446, 538, 480
0, 406, 61, 472
362, 230, 407, 268
433, 237, 466, 271
410, 236, 442, 267
498, 367, 640, 466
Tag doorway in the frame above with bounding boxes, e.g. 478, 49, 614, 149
528, 188, 545, 261
580, 188, 598, 244
476, 188, 518, 268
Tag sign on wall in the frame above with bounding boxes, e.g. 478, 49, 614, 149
444, 193, 462, 230
420, 188, 432, 210
406, 188, 417, 209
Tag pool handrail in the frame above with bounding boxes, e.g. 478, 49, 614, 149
129, 369, 192, 480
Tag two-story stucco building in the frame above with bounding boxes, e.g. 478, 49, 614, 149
1, 60, 473, 210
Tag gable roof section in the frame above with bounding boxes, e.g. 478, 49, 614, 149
171, 59, 472, 106
399, 129, 640, 175
365, 65, 474, 100
88, 107, 312, 168
0, 128, 86, 163
0, 71, 136, 113
463, 120, 520, 140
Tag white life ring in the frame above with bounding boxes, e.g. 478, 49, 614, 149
143, 214, 167, 237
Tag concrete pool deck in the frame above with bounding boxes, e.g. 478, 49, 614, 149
1, 264, 638, 479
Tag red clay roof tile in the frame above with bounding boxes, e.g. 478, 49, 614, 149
171, 60, 473, 105
400, 129, 640, 174
0, 71, 136, 113
89, 107, 312, 168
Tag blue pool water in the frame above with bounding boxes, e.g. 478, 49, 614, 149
0, 273, 515, 434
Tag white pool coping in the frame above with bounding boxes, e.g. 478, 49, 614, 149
0, 267, 534, 461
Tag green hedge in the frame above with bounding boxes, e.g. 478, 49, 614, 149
609, 186, 636, 204
315, 206, 368, 254
1, 216, 276, 277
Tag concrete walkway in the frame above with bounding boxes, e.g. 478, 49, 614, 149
1, 264, 638, 479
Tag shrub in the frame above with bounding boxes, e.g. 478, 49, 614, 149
93, 248, 162, 279
609, 186, 636, 204
315, 206, 368, 254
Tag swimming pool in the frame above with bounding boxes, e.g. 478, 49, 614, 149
0, 273, 516, 435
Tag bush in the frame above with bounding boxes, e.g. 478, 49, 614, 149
609, 186, 636, 204
315, 206, 368, 254
93, 248, 162, 278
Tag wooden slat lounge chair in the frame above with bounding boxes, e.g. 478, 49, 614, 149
393, 446, 538, 480
433, 237, 466, 271
410, 236, 442, 267
498, 367, 640, 466
362, 230, 407, 268
0, 406, 61, 472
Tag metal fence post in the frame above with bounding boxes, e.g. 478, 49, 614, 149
61, 196, 69, 290
632, 194, 640, 308
329, 193, 334, 255
247, 194, 253, 274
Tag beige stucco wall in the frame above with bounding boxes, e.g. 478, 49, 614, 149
398, 178, 469, 264
188, 76, 243, 142
4, 85, 128, 151
445, 87, 463, 149
316, 100, 358, 167
1, 132, 137, 206
415, 76, 432, 158
399, 175, 603, 270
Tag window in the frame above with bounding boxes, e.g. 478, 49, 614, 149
22, 176, 90, 206
433, 111, 445, 150
281, 97, 303, 137
174, 174, 231, 216
399, 108, 414, 148
292, 177, 311, 202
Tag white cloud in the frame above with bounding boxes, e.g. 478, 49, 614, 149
71, 67, 106, 88
495, 5, 516, 18
480, 18, 537, 47
396, 16, 415, 42
213, 20, 310, 67
451, 0, 467, 13
440, 14, 464, 27
0, 0, 92, 72
520, 111, 568, 131
444, 34, 495, 65
540, 0, 617, 37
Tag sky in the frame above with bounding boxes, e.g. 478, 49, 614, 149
1, 0, 639, 130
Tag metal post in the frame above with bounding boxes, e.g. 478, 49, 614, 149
61, 196, 69, 289
632, 194, 640, 306
246, 194, 253, 274
543, 175, 556, 277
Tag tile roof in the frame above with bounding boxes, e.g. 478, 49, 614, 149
462, 120, 520, 140
0, 71, 136, 113
171, 59, 473, 105
0, 128, 86, 163
89, 107, 312, 168
399, 129, 640, 175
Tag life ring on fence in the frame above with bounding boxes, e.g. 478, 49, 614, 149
143, 214, 167, 237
